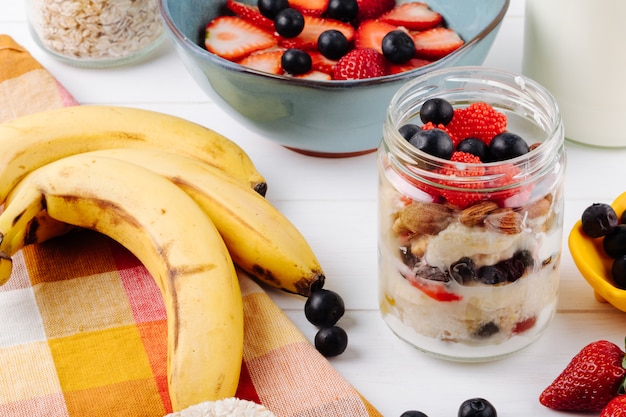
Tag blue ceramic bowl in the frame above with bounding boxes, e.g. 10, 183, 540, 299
159, 0, 509, 157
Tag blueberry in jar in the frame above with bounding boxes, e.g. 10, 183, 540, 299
326, 0, 358, 22
603, 224, 626, 258
514, 249, 535, 268
419, 98, 454, 125
382, 30, 415, 64
398, 124, 421, 141
281, 48, 312, 75
456, 137, 490, 161
304, 288, 345, 327
450, 257, 477, 285
274, 8, 305, 38
581, 203, 619, 238
473, 322, 500, 339
257, 0, 288, 19
489, 132, 530, 161
408, 128, 454, 160
477, 265, 507, 285
317, 30, 350, 60
497, 257, 527, 283
314, 326, 348, 357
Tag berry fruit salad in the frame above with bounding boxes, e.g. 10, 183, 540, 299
203, 0, 464, 80
378, 96, 565, 360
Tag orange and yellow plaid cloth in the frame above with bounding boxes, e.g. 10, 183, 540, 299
0, 35, 383, 417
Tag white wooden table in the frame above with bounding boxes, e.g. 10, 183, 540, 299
2, 1, 626, 415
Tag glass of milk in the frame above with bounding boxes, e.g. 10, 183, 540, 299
522, 0, 626, 148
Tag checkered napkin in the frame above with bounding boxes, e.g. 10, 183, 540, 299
0, 35, 383, 417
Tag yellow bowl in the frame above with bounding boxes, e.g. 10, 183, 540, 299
568, 192, 626, 311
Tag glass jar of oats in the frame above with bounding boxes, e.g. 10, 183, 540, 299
26, 0, 165, 68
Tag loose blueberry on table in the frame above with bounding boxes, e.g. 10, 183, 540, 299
314, 325, 348, 357
204, 0, 464, 80
457, 398, 498, 417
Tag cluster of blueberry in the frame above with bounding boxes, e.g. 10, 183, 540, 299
401, 247, 534, 287
580, 202, 626, 288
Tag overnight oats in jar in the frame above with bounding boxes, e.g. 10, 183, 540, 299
378, 66, 566, 361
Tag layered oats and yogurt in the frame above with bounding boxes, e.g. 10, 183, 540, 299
378, 68, 566, 361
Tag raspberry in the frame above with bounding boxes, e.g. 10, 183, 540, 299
446, 102, 507, 145
486, 164, 532, 206
436, 151, 485, 209
449, 151, 481, 164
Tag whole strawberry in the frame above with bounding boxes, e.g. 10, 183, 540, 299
601, 395, 626, 417
332, 48, 387, 80
539, 340, 626, 411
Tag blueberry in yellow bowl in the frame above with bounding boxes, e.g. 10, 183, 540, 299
159, 0, 509, 157
568, 192, 626, 312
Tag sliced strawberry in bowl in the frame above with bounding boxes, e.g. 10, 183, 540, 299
354, 19, 401, 55
278, 15, 355, 50
205, 16, 277, 61
238, 48, 285, 74
413, 27, 464, 60
289, 0, 329, 17
225, 0, 275, 32
294, 70, 333, 80
309, 50, 338, 74
380, 2, 443, 31
388, 57, 432, 75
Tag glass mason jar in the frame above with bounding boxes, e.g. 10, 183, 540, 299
378, 66, 566, 362
26, 0, 165, 68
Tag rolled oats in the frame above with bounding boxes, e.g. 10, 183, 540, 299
28, 0, 164, 64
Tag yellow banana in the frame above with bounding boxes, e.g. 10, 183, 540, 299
0, 155, 244, 411
0, 105, 267, 200
35, 148, 325, 296
21, 209, 75, 246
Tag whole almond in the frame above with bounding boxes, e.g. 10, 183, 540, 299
522, 194, 553, 219
395, 201, 454, 235
485, 208, 523, 234
460, 200, 500, 227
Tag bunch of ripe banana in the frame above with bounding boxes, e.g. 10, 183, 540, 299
0, 105, 326, 411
